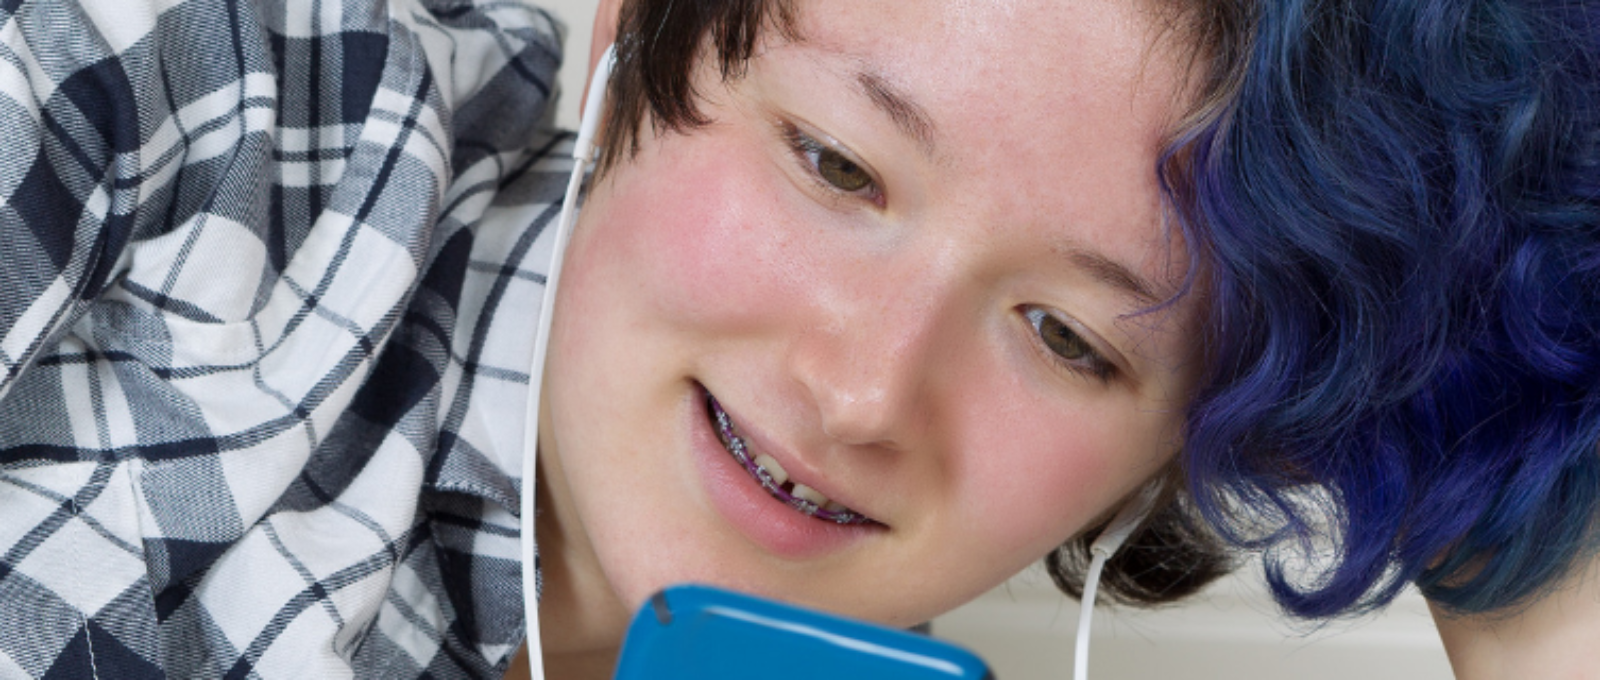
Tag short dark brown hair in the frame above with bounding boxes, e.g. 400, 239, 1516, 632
595, 0, 797, 173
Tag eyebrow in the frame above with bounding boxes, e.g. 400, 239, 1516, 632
844, 64, 1162, 307
1068, 249, 1166, 307
854, 70, 937, 153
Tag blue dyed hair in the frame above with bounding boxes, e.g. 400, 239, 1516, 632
1168, 0, 1600, 616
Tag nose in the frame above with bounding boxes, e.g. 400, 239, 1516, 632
785, 263, 950, 449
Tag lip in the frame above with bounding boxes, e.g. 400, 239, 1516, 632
688, 384, 883, 560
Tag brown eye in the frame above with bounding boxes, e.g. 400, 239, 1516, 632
1023, 306, 1116, 381
1031, 309, 1092, 361
781, 122, 879, 198
816, 148, 873, 192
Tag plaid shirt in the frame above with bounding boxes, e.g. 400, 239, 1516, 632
0, 0, 569, 676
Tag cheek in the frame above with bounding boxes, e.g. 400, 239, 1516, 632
577, 131, 813, 339
946, 375, 1171, 557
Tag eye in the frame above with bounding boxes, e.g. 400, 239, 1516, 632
779, 121, 882, 201
1023, 306, 1117, 382
815, 148, 872, 192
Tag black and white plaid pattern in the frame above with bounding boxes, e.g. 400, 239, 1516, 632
0, 0, 570, 676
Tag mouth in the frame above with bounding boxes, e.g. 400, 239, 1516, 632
704, 392, 875, 526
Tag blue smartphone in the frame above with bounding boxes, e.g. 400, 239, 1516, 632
612, 584, 994, 679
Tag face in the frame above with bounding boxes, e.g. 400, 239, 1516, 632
540, 0, 1204, 629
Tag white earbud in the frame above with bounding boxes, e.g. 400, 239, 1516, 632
1074, 483, 1160, 680
520, 43, 618, 680
572, 44, 619, 164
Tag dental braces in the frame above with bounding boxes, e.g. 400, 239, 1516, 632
708, 396, 872, 526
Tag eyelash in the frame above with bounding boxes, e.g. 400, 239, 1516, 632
1022, 306, 1118, 384
778, 121, 885, 206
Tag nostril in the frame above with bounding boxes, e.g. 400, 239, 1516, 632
785, 292, 941, 450
794, 349, 918, 449
816, 388, 897, 445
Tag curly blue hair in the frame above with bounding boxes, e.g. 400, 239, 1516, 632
1170, 0, 1600, 616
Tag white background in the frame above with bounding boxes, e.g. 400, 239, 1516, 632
534, 1, 1454, 677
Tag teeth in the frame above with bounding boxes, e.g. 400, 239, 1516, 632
752, 454, 789, 486
790, 483, 830, 507
709, 394, 867, 524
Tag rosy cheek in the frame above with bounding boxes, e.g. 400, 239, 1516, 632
595, 134, 811, 335
949, 384, 1136, 553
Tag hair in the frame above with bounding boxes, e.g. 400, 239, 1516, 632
1170, 0, 1600, 617
592, 0, 1600, 618
596, 0, 797, 174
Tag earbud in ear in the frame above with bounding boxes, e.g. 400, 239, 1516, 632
573, 43, 617, 164
1075, 482, 1161, 680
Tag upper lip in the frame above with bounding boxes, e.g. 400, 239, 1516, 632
711, 392, 876, 521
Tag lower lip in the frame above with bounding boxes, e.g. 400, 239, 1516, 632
688, 389, 881, 561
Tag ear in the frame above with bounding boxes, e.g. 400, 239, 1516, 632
580, 0, 624, 116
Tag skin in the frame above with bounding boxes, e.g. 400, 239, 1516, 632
516, 2, 1206, 677
1430, 556, 1600, 679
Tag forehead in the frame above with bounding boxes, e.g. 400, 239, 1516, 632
780, 0, 1192, 131
754, 0, 1198, 294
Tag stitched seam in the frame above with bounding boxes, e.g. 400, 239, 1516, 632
70, 498, 102, 680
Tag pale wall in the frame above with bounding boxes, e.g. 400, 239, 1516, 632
541, 0, 599, 129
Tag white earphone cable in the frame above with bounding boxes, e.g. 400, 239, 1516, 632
1074, 553, 1109, 680
519, 44, 618, 680
1073, 484, 1160, 680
